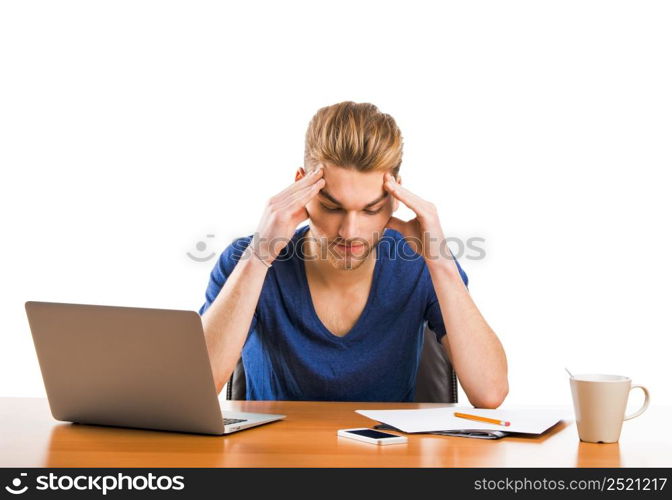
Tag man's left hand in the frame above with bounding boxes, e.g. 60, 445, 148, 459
382, 172, 448, 264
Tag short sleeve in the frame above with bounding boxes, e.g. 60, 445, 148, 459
197, 235, 258, 333
424, 255, 469, 343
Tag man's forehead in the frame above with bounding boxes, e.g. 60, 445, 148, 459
318, 188, 389, 208
313, 163, 391, 208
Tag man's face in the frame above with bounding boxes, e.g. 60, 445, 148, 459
298, 163, 399, 271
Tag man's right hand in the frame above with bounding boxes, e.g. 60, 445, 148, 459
250, 165, 325, 265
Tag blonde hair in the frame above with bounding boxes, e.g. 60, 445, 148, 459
304, 101, 403, 177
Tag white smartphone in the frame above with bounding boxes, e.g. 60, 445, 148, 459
337, 427, 408, 445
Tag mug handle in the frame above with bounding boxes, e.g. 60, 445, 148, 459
624, 384, 650, 421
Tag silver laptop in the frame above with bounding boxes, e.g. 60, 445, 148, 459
24, 301, 285, 435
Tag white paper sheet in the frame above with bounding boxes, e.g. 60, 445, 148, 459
356, 406, 572, 435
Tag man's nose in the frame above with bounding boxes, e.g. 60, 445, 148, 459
337, 212, 364, 244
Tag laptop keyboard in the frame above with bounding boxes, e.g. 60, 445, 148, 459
222, 417, 248, 425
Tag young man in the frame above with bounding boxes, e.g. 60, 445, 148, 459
199, 101, 508, 407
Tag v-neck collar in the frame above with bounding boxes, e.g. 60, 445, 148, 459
297, 226, 385, 343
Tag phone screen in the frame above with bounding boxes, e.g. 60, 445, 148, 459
347, 429, 399, 439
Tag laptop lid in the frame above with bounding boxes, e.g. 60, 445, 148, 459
25, 301, 228, 435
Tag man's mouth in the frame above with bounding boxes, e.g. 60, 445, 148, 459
334, 242, 365, 253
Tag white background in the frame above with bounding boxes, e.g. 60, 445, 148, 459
1, 0, 670, 409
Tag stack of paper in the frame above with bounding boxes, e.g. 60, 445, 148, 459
356, 406, 571, 439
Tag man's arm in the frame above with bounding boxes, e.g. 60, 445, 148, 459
428, 259, 509, 409
380, 171, 508, 408
201, 166, 327, 395
201, 245, 270, 395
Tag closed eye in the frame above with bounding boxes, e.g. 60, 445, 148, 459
320, 203, 382, 215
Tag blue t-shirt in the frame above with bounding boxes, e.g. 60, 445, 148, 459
198, 225, 469, 402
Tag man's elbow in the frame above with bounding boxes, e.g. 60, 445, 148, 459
471, 381, 509, 409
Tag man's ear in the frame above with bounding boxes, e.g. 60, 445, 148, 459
392, 175, 401, 211
295, 166, 307, 182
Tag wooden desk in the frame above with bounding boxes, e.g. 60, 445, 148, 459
1, 398, 670, 467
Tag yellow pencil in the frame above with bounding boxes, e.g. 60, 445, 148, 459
454, 412, 510, 427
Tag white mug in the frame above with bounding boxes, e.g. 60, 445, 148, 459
569, 374, 649, 443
